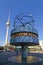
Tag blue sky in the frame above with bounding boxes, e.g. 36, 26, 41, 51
0, 0, 43, 46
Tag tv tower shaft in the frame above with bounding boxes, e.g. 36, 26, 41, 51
4, 13, 10, 46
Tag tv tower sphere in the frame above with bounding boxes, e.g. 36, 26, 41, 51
6, 21, 10, 26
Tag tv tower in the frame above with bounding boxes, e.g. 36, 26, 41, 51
4, 13, 10, 46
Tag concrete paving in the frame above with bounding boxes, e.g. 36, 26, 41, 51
0, 51, 43, 65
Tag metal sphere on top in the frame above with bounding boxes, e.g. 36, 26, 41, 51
13, 12, 34, 28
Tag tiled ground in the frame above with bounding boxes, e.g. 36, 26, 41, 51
0, 51, 43, 65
